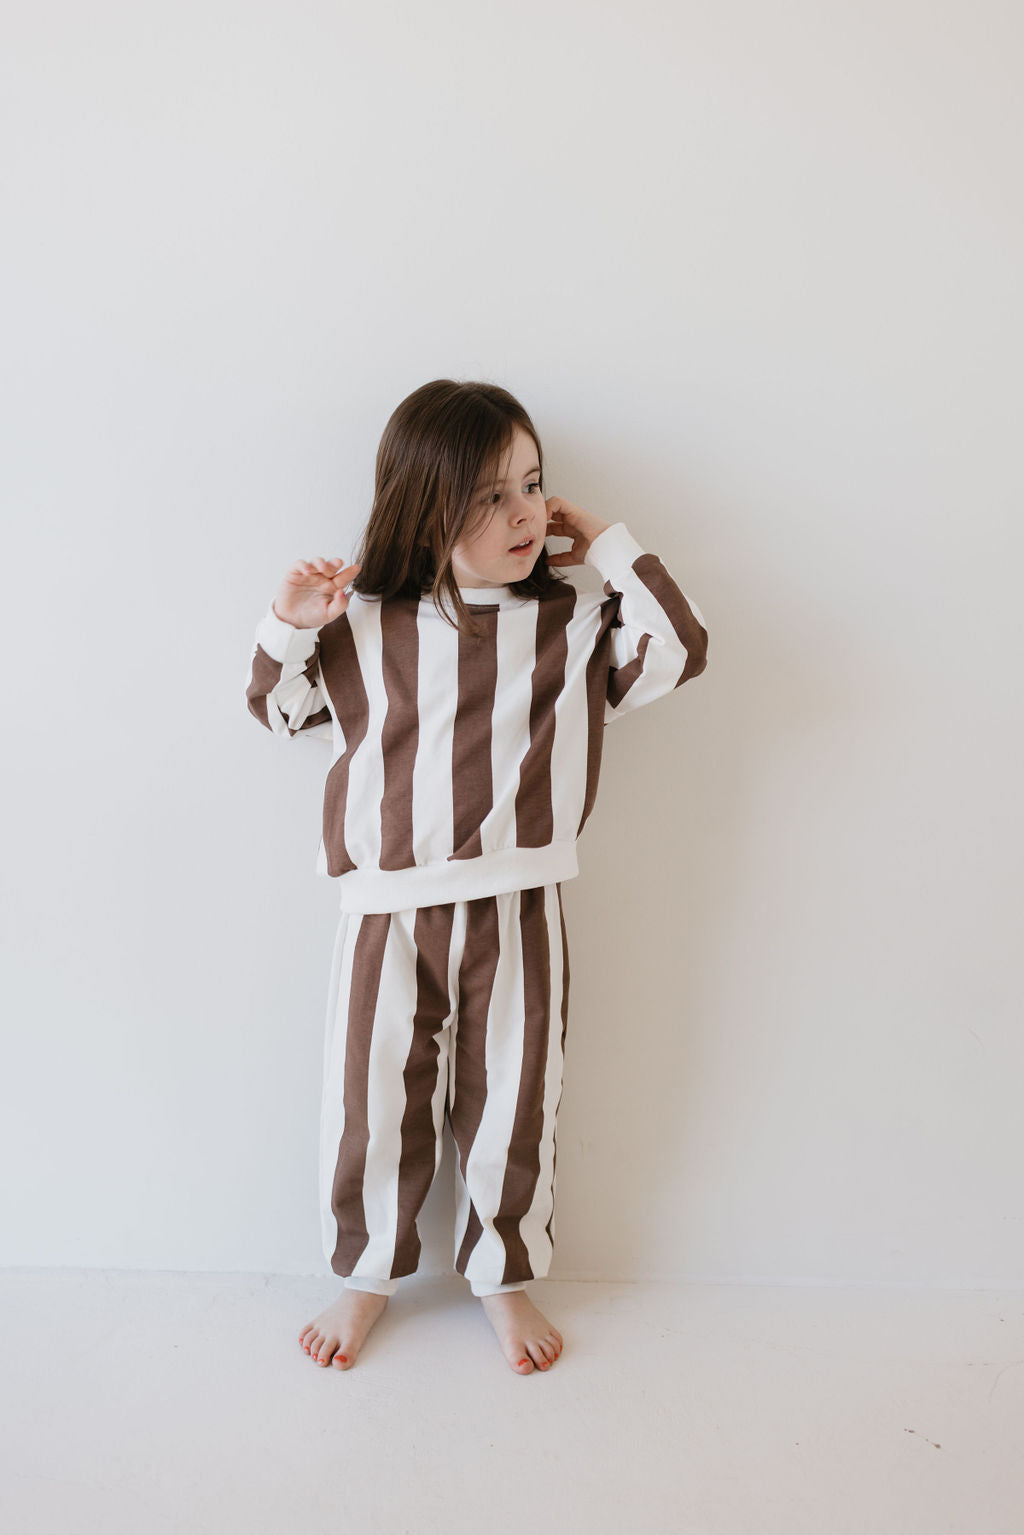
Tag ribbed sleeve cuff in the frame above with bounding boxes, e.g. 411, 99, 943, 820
582, 521, 646, 579
254, 600, 322, 665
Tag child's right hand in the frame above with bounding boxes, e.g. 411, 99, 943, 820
272, 557, 361, 629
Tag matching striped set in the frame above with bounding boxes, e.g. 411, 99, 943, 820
245, 521, 709, 1294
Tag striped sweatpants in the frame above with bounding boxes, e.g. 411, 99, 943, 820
318, 882, 571, 1297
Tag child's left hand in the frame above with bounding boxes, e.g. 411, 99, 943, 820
544, 497, 610, 565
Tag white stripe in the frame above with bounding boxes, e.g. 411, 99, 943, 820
479, 603, 540, 850
413, 605, 460, 866
461, 890, 528, 1287
343, 598, 386, 866
553, 597, 605, 828
350, 917, 417, 1280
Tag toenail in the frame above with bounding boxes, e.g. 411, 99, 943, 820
518, 1358, 529, 1366
338, 1355, 348, 1362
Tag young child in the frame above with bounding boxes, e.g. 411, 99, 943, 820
245, 379, 709, 1376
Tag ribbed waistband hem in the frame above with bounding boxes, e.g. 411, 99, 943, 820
332, 842, 580, 914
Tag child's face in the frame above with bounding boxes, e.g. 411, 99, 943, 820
451, 427, 546, 588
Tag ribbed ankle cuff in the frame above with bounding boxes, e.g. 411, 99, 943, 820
343, 1275, 399, 1295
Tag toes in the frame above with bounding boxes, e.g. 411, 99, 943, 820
527, 1341, 552, 1370
318, 1336, 339, 1365
513, 1354, 535, 1373
332, 1349, 352, 1369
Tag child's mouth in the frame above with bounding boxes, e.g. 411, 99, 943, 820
508, 538, 534, 554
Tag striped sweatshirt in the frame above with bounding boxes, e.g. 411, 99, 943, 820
245, 521, 709, 913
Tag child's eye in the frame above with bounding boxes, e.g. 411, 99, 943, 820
482, 478, 543, 503
482, 481, 541, 505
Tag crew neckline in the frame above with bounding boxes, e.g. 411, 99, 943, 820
416, 582, 520, 607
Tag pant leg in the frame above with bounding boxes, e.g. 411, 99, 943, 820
319, 901, 461, 1286
448, 881, 571, 1292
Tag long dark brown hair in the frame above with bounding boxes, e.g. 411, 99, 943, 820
349, 379, 570, 636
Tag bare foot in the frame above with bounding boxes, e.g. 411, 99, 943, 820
298, 1288, 389, 1370
478, 1289, 564, 1374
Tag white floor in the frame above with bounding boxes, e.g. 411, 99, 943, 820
3, 1268, 1022, 1534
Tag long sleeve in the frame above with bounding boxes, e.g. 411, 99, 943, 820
245, 600, 335, 743
583, 522, 709, 725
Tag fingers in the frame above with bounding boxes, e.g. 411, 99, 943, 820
312, 556, 357, 575
297, 557, 360, 582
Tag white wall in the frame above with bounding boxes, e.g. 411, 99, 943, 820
3, 0, 1021, 1285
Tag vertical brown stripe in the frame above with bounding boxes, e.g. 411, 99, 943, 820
449, 894, 502, 1275
603, 554, 709, 712
318, 615, 369, 876
630, 553, 708, 681
379, 597, 423, 871
546, 882, 571, 1245
578, 598, 621, 833
391, 903, 456, 1274
245, 647, 281, 730
329, 911, 391, 1277
450, 607, 500, 862
515, 583, 576, 848
246, 646, 333, 734
492, 885, 552, 1282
